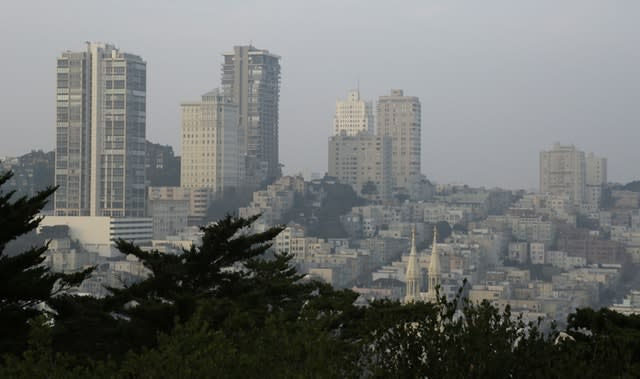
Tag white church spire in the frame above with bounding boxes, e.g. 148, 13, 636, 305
404, 226, 421, 303
427, 226, 441, 300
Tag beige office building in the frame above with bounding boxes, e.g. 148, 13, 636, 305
148, 186, 213, 226
540, 144, 586, 205
181, 89, 240, 192
540, 144, 607, 206
377, 89, 421, 197
328, 133, 392, 202
333, 90, 374, 136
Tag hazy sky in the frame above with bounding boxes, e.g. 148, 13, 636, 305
1, 0, 639, 189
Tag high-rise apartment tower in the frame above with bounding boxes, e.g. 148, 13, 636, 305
221, 45, 281, 184
180, 89, 240, 192
539, 143, 586, 206
328, 133, 392, 202
377, 89, 421, 197
333, 90, 374, 136
55, 43, 146, 217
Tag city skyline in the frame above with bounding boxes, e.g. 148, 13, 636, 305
2, 1, 640, 189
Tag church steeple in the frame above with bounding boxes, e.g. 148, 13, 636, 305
427, 226, 441, 300
404, 226, 421, 303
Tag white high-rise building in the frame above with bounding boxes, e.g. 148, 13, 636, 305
377, 89, 422, 197
333, 90, 374, 136
221, 45, 281, 184
180, 89, 240, 192
539, 144, 586, 206
54, 43, 146, 217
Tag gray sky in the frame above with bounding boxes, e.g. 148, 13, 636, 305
1, 0, 639, 189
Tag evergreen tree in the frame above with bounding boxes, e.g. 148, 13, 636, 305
106, 215, 287, 326
0, 170, 91, 356
5, 190, 640, 377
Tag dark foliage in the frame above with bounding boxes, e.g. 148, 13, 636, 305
0, 170, 92, 356
3, 200, 640, 377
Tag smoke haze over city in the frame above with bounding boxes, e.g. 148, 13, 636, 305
1, 0, 639, 189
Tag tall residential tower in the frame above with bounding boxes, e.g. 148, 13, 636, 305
377, 89, 421, 197
333, 90, 374, 136
328, 133, 392, 202
540, 143, 607, 207
55, 43, 146, 217
221, 45, 281, 185
180, 89, 240, 192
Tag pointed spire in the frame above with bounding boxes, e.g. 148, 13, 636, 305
410, 225, 417, 256
431, 225, 437, 254
407, 226, 420, 278
429, 225, 440, 276
405, 225, 421, 303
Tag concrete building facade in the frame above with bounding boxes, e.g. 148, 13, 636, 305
539, 144, 607, 207
328, 133, 392, 202
221, 45, 281, 184
377, 89, 421, 197
180, 89, 240, 192
539, 143, 586, 206
148, 186, 213, 226
585, 152, 607, 206
55, 42, 146, 217
40, 216, 152, 257
148, 198, 189, 240
333, 90, 374, 136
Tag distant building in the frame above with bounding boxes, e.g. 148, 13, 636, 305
54, 42, 146, 217
508, 242, 529, 264
585, 153, 607, 206
148, 186, 213, 226
610, 291, 640, 315
539, 143, 606, 207
180, 89, 240, 192
377, 89, 422, 198
333, 90, 374, 136
529, 242, 546, 265
539, 143, 586, 206
238, 175, 305, 228
40, 216, 152, 258
328, 133, 392, 202
146, 141, 180, 187
546, 250, 586, 270
556, 224, 621, 264
148, 197, 189, 240
221, 45, 281, 184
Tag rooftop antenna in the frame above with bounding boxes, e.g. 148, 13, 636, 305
357, 77, 360, 93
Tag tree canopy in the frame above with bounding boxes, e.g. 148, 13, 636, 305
0, 170, 92, 356
2, 171, 640, 377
